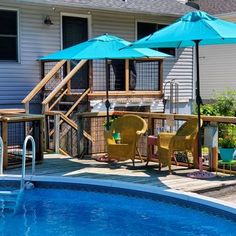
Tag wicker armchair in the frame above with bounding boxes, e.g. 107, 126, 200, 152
105, 115, 147, 166
157, 118, 202, 173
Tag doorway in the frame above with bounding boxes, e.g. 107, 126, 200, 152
62, 15, 89, 90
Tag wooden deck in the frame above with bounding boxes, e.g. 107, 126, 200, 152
4, 154, 236, 204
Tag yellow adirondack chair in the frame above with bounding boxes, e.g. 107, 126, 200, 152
105, 115, 147, 166
157, 118, 202, 173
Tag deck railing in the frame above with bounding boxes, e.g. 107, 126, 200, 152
22, 60, 67, 113
42, 60, 87, 111
45, 110, 93, 157
0, 114, 44, 169
77, 111, 236, 173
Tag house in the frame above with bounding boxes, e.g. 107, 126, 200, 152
0, 0, 194, 114
191, 0, 236, 100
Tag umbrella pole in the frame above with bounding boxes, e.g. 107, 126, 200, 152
194, 40, 203, 170
105, 59, 110, 130
188, 40, 215, 179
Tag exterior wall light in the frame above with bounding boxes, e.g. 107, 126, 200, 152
44, 15, 53, 25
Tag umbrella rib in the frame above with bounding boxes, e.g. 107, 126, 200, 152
201, 20, 225, 40
145, 33, 156, 41
177, 41, 183, 48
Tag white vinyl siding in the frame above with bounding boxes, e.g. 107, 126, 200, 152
199, 44, 236, 99
164, 47, 193, 100
0, 1, 193, 106
0, 2, 60, 105
199, 15, 236, 99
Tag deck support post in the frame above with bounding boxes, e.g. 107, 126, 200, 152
39, 118, 45, 157
54, 114, 60, 153
77, 113, 85, 158
25, 102, 29, 114
2, 120, 8, 169
211, 147, 218, 172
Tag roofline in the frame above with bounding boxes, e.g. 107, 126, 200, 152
215, 12, 236, 18
15, 0, 188, 17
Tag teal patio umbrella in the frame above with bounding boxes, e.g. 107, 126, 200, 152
130, 11, 236, 177
41, 34, 170, 60
41, 34, 170, 129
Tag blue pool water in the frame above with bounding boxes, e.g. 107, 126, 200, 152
0, 188, 236, 236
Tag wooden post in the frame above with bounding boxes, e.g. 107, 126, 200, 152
32, 119, 43, 161
193, 136, 199, 168
54, 114, 60, 153
44, 115, 50, 151
211, 147, 218, 172
66, 60, 71, 94
42, 104, 49, 113
25, 102, 29, 114
2, 120, 8, 169
77, 113, 85, 157
88, 60, 93, 92
39, 118, 44, 160
125, 59, 129, 91
159, 60, 163, 93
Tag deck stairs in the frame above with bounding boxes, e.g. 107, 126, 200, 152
45, 91, 90, 156
20, 59, 91, 156
0, 59, 104, 157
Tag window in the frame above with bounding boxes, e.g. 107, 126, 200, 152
0, 9, 18, 61
137, 22, 175, 56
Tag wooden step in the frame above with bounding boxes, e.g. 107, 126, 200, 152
63, 93, 83, 102
58, 101, 74, 105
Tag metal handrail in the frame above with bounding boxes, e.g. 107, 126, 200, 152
0, 136, 3, 175
21, 135, 36, 189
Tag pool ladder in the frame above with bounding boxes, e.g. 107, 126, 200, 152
0, 135, 36, 215
21, 135, 36, 189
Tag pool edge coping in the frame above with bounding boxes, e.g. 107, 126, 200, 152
0, 174, 236, 215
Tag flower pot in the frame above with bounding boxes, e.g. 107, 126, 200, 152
219, 148, 235, 162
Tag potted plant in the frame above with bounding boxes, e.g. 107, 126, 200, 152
218, 135, 236, 162
103, 116, 118, 131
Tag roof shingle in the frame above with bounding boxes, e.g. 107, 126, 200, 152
27, 0, 193, 16
193, 0, 236, 14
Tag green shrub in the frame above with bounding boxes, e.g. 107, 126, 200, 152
195, 90, 236, 116
194, 90, 236, 116
194, 90, 236, 144
214, 90, 236, 116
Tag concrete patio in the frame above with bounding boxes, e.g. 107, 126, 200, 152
4, 154, 236, 204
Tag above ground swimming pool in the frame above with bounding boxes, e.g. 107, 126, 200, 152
0, 179, 236, 236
